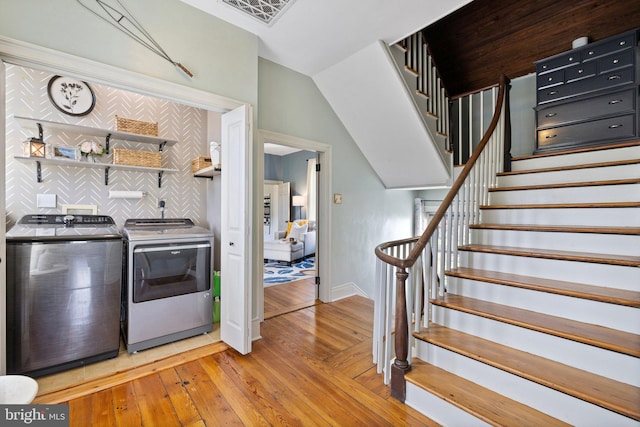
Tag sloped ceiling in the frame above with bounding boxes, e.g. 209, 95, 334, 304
423, 0, 640, 97
180, 0, 471, 77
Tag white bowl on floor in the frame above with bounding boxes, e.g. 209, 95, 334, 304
0, 375, 39, 404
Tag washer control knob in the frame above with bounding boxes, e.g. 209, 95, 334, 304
63, 215, 75, 227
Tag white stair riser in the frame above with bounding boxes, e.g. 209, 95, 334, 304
481, 207, 640, 226
460, 251, 639, 290
511, 146, 640, 171
446, 277, 640, 334
405, 383, 492, 427
498, 163, 639, 187
414, 341, 639, 426
470, 228, 640, 256
488, 183, 640, 204
429, 307, 640, 387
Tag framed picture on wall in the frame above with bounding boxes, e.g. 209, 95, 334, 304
48, 145, 80, 161
47, 75, 96, 117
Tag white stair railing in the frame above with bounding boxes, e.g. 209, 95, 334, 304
400, 33, 451, 152
452, 85, 503, 165
373, 76, 511, 401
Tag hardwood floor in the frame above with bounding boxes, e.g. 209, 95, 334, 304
264, 277, 318, 319
54, 296, 438, 426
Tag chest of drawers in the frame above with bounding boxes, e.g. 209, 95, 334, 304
534, 29, 639, 152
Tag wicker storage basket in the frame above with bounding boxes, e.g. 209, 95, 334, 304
115, 115, 158, 136
191, 156, 212, 173
113, 148, 162, 168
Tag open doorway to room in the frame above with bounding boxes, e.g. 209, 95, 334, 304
262, 142, 318, 319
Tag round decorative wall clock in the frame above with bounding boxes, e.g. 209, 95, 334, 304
47, 75, 96, 117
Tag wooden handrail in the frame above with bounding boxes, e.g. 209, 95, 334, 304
375, 74, 510, 269
374, 74, 510, 402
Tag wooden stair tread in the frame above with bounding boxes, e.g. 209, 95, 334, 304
498, 158, 640, 176
416, 89, 429, 99
458, 244, 640, 267
511, 140, 640, 161
404, 65, 419, 76
489, 178, 640, 192
431, 294, 640, 357
406, 359, 571, 426
469, 223, 640, 235
413, 325, 640, 421
481, 201, 640, 209
446, 267, 640, 307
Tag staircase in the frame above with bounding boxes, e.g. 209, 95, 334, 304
405, 142, 640, 426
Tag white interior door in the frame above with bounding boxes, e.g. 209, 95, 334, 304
220, 105, 252, 354
1, 60, 7, 373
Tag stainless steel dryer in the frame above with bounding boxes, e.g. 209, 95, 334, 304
6, 214, 123, 377
122, 218, 213, 353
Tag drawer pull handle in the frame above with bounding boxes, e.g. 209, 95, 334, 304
608, 75, 621, 80
545, 134, 557, 139
588, 50, 594, 56
619, 41, 626, 46
609, 99, 623, 105
547, 90, 558, 95
609, 124, 623, 129
613, 59, 619, 64
545, 113, 557, 118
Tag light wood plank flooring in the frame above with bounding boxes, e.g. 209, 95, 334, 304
264, 277, 318, 319
43, 296, 439, 426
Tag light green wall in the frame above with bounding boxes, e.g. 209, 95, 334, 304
258, 58, 416, 298
0, 0, 258, 105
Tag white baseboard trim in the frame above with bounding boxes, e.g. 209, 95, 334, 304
252, 318, 262, 342
330, 282, 369, 301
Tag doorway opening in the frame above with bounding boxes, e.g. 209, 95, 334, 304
258, 130, 331, 321
263, 145, 318, 319
1, 40, 254, 375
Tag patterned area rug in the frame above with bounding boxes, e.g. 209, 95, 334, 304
264, 257, 315, 286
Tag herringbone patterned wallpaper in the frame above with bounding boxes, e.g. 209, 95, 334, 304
5, 64, 209, 229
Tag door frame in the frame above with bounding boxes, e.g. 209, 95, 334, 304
0, 58, 5, 374
0, 36, 254, 360
257, 129, 332, 321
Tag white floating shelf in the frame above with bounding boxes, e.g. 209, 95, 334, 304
14, 115, 179, 146
193, 164, 222, 178
14, 156, 178, 187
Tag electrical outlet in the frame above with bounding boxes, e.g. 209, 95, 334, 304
37, 194, 56, 208
333, 193, 343, 204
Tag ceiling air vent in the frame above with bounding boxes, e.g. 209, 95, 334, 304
222, 0, 295, 25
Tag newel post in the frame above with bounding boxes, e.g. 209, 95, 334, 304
390, 267, 411, 402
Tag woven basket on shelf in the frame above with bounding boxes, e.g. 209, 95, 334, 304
191, 156, 212, 173
115, 115, 158, 136
113, 148, 162, 168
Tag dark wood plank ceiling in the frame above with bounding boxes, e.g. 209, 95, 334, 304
422, 0, 640, 98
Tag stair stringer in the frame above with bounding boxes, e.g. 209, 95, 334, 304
312, 40, 451, 189
387, 42, 449, 154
